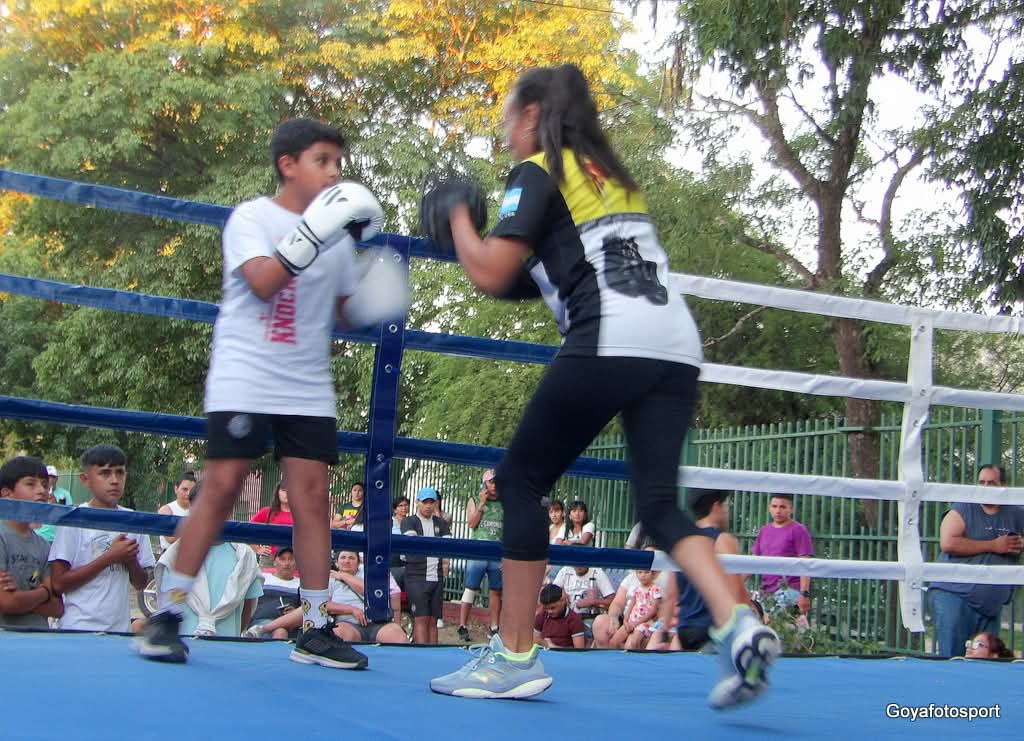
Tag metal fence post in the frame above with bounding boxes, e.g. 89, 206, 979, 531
980, 409, 1003, 470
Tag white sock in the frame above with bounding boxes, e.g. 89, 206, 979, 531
158, 569, 195, 617
300, 588, 330, 630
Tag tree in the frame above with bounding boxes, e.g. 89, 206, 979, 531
659, 0, 1022, 520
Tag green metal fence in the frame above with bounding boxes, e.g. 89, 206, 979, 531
689, 408, 1024, 654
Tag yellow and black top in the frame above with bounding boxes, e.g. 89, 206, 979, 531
489, 149, 702, 366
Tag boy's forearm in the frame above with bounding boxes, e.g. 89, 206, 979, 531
52, 557, 110, 594
128, 561, 149, 591
33, 593, 63, 618
0, 586, 50, 615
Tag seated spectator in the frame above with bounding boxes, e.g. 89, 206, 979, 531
0, 456, 63, 628
964, 631, 1014, 660
333, 482, 365, 531
565, 499, 595, 546
623, 522, 656, 550
401, 488, 451, 644
551, 564, 615, 641
157, 483, 263, 637
245, 547, 301, 639
50, 445, 155, 633
548, 500, 569, 544
534, 584, 585, 649
250, 482, 292, 569
249, 551, 406, 644
157, 471, 196, 552
592, 548, 671, 648
608, 567, 662, 649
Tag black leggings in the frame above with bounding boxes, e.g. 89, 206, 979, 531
496, 355, 701, 561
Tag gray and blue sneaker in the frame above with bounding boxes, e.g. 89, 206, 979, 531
708, 605, 781, 710
430, 634, 553, 699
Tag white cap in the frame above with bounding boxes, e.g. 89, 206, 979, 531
46, 465, 59, 477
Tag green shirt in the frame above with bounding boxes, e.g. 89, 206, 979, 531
471, 496, 503, 541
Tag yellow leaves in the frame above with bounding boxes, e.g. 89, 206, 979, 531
159, 235, 183, 257
0, 192, 32, 236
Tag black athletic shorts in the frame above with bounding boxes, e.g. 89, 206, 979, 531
406, 578, 443, 619
206, 412, 337, 464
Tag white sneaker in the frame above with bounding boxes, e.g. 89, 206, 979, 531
708, 606, 781, 709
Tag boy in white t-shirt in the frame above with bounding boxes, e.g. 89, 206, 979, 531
135, 118, 406, 669
50, 445, 155, 632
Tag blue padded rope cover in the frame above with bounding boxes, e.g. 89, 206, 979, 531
0, 500, 656, 571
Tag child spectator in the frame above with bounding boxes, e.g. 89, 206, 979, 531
548, 500, 569, 544
0, 456, 63, 628
401, 488, 450, 644
565, 499, 595, 546
534, 584, 585, 648
50, 445, 155, 632
609, 567, 662, 650
157, 483, 263, 637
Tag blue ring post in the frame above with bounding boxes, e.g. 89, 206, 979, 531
361, 243, 410, 622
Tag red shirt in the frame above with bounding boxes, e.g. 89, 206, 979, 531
534, 606, 586, 648
250, 507, 293, 556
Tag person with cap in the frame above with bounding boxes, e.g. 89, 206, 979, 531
243, 545, 302, 639
400, 487, 451, 644
46, 466, 73, 507
648, 489, 750, 652
455, 469, 503, 642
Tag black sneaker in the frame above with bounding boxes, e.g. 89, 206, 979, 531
290, 623, 369, 670
133, 611, 188, 664
458, 625, 471, 642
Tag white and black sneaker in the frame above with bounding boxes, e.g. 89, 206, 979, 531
133, 611, 188, 664
289, 623, 369, 670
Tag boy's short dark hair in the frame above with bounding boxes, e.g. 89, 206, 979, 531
350, 481, 365, 490
770, 493, 794, 503
687, 488, 730, 519
80, 444, 127, 469
175, 471, 196, 487
539, 584, 563, 605
0, 456, 48, 492
270, 118, 345, 181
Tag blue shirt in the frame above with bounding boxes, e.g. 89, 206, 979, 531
675, 526, 720, 628
180, 543, 263, 636
930, 503, 1024, 617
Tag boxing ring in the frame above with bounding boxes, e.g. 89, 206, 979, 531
0, 168, 1022, 738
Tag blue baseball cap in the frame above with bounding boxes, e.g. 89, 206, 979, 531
416, 487, 439, 502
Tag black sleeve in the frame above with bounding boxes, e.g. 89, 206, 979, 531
489, 162, 555, 246
436, 517, 452, 538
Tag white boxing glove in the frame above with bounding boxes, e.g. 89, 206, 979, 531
341, 247, 411, 328
275, 181, 385, 275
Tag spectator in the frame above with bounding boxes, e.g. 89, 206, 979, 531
752, 494, 814, 614
401, 488, 451, 644
608, 566, 662, 649
929, 464, 1024, 657
158, 471, 197, 552
390, 496, 410, 589
534, 584, 585, 649
32, 488, 60, 544
245, 545, 301, 639
964, 631, 1013, 660
456, 469, 503, 642
551, 564, 615, 642
50, 445, 155, 632
250, 482, 293, 569
565, 499, 595, 546
47, 465, 73, 506
548, 500, 569, 544
0, 456, 63, 629
333, 482, 365, 530
624, 522, 655, 550
592, 547, 671, 648
327, 551, 406, 644
158, 483, 263, 637
649, 489, 749, 652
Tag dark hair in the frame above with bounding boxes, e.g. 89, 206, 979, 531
688, 489, 730, 520
175, 471, 197, 487
80, 444, 127, 469
270, 118, 345, 182
770, 493, 794, 504
510, 64, 637, 191
569, 499, 589, 525
539, 583, 564, 605
548, 500, 564, 513
269, 481, 287, 516
392, 495, 410, 513
975, 631, 1013, 659
188, 481, 202, 504
350, 482, 365, 492
0, 456, 48, 492
979, 464, 1007, 484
